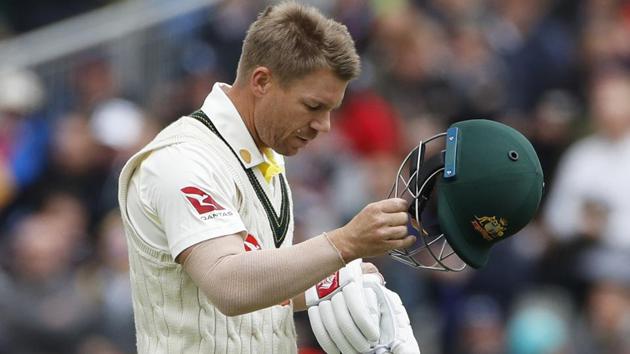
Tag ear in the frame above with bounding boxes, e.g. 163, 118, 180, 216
250, 66, 273, 97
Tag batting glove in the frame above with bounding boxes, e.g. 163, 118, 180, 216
306, 259, 381, 354
362, 279, 420, 354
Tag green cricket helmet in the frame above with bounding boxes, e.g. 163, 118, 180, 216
388, 119, 544, 271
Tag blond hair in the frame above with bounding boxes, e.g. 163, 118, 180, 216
236, 2, 360, 86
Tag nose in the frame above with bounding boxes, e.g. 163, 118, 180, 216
310, 112, 331, 133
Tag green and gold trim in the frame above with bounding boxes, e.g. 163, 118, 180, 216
189, 110, 291, 248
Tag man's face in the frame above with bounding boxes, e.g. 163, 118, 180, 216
254, 68, 348, 156
592, 76, 630, 139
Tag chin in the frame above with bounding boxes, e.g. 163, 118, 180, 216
272, 139, 304, 156
273, 144, 298, 156
280, 148, 299, 156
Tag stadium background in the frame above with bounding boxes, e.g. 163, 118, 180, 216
1, 0, 630, 353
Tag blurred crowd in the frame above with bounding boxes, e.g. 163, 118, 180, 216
2, 0, 630, 353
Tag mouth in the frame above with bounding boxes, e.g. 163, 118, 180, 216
295, 135, 310, 147
298, 137, 308, 146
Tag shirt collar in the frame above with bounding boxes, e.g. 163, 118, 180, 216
200, 82, 265, 169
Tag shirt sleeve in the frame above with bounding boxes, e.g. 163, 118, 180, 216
138, 141, 247, 258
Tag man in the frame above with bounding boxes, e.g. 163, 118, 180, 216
118, 3, 415, 353
544, 71, 630, 249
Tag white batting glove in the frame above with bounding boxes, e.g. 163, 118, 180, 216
306, 259, 381, 354
362, 280, 420, 354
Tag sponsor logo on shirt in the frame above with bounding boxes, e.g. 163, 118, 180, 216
181, 186, 233, 219
244, 234, 261, 251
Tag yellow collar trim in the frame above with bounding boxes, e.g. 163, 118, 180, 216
258, 148, 284, 183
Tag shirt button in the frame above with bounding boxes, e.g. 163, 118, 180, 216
239, 149, 252, 164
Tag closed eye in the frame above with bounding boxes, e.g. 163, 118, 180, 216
305, 103, 322, 111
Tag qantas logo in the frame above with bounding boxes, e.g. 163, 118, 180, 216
181, 186, 225, 214
316, 272, 340, 298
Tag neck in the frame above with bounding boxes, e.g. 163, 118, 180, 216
604, 129, 630, 142
224, 83, 264, 148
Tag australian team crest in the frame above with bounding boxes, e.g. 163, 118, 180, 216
471, 215, 508, 241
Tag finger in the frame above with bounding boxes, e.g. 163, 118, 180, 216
346, 259, 364, 273
363, 286, 381, 325
383, 288, 420, 354
379, 198, 409, 213
343, 282, 380, 342
331, 292, 372, 352
384, 226, 410, 240
308, 305, 341, 354
382, 212, 410, 227
386, 235, 417, 250
362, 282, 396, 346
360, 262, 378, 274
320, 300, 359, 354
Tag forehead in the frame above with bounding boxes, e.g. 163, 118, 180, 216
284, 68, 348, 106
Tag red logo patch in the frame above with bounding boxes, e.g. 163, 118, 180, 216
316, 272, 340, 298
181, 186, 224, 214
244, 234, 262, 252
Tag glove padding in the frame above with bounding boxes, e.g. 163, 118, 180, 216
306, 259, 381, 353
306, 260, 420, 354
362, 276, 420, 354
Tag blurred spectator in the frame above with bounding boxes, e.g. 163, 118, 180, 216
334, 88, 405, 207
41, 190, 90, 252
335, 89, 402, 158
147, 38, 226, 126
77, 335, 127, 354
25, 112, 111, 231
0, 69, 49, 211
78, 209, 134, 354
89, 99, 146, 154
331, 0, 375, 52
92, 99, 160, 216
485, 0, 577, 115
447, 23, 508, 119
454, 295, 505, 354
0, 212, 99, 354
530, 89, 579, 186
369, 4, 457, 121
543, 70, 630, 249
506, 289, 572, 354
200, 0, 263, 81
69, 55, 118, 115
574, 247, 630, 354
580, 0, 630, 73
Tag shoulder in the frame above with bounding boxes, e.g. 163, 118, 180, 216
144, 116, 240, 172
140, 141, 232, 184
133, 116, 247, 198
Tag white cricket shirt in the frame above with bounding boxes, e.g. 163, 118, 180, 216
118, 83, 296, 354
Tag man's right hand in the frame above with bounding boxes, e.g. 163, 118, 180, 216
327, 198, 416, 263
